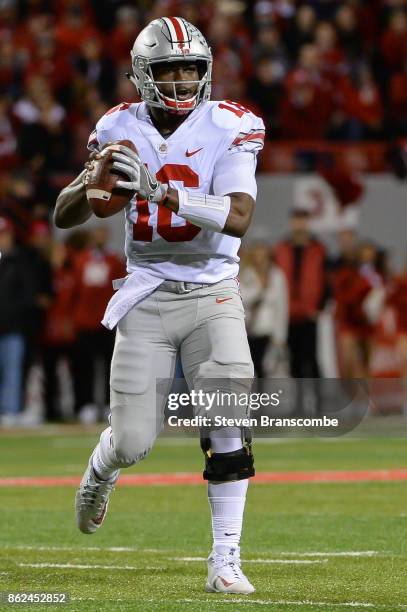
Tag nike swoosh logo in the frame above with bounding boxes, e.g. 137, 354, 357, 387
92, 503, 107, 525
186, 147, 203, 157
224, 533, 237, 536
216, 297, 233, 304
219, 577, 234, 587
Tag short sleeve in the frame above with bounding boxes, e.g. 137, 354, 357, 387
228, 111, 265, 156
212, 150, 258, 199
210, 103, 265, 198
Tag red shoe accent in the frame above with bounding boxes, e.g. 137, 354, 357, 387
93, 502, 107, 525
219, 577, 234, 587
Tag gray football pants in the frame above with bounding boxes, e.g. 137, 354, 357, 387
101, 278, 254, 468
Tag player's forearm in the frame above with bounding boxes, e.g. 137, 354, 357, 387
222, 194, 254, 238
162, 188, 254, 238
54, 170, 93, 229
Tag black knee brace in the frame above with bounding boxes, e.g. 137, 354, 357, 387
200, 430, 255, 482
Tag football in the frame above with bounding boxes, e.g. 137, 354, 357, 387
85, 140, 137, 218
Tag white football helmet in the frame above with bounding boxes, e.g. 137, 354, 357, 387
128, 17, 212, 114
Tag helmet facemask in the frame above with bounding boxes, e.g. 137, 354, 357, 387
129, 56, 212, 115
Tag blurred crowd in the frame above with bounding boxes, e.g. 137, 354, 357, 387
0, 217, 124, 425
1, 0, 406, 231
1, 0, 407, 163
240, 211, 407, 408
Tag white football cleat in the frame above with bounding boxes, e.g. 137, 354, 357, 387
206, 547, 255, 594
75, 453, 118, 534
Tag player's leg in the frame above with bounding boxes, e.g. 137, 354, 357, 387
181, 279, 255, 594
72, 329, 96, 420
300, 319, 322, 414
42, 344, 61, 422
0, 333, 25, 423
337, 330, 366, 378
201, 429, 254, 594
76, 293, 177, 534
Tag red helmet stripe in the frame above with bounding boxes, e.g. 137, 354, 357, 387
161, 17, 178, 44
168, 16, 186, 42
178, 18, 190, 43
162, 17, 190, 48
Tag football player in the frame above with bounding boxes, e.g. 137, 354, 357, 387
54, 17, 265, 594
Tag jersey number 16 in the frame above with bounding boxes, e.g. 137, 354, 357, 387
133, 164, 201, 242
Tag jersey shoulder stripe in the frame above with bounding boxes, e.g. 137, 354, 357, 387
232, 129, 266, 147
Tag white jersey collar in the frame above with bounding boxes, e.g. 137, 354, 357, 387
137, 101, 209, 129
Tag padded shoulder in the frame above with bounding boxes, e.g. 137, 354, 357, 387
210, 100, 265, 154
87, 102, 139, 151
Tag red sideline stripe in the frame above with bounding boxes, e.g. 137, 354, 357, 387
1, 469, 407, 487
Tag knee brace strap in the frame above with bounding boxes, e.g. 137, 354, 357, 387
201, 444, 255, 482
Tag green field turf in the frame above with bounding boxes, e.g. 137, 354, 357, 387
0, 428, 406, 611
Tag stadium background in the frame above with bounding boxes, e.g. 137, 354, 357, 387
0, 1, 407, 610
1, 0, 407, 422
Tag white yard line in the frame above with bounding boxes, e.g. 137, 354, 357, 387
18, 559, 324, 569
4, 545, 386, 558
169, 557, 326, 564
15, 561, 407, 609
67, 597, 407, 610
6, 545, 162, 553
169, 599, 407, 609
18, 563, 164, 571
279, 551, 381, 558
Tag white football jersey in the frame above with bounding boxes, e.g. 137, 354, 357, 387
88, 100, 265, 283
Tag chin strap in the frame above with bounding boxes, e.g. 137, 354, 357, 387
157, 90, 198, 114
126, 72, 199, 114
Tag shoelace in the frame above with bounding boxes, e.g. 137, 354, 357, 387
228, 561, 242, 580
80, 479, 114, 511
212, 553, 244, 580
